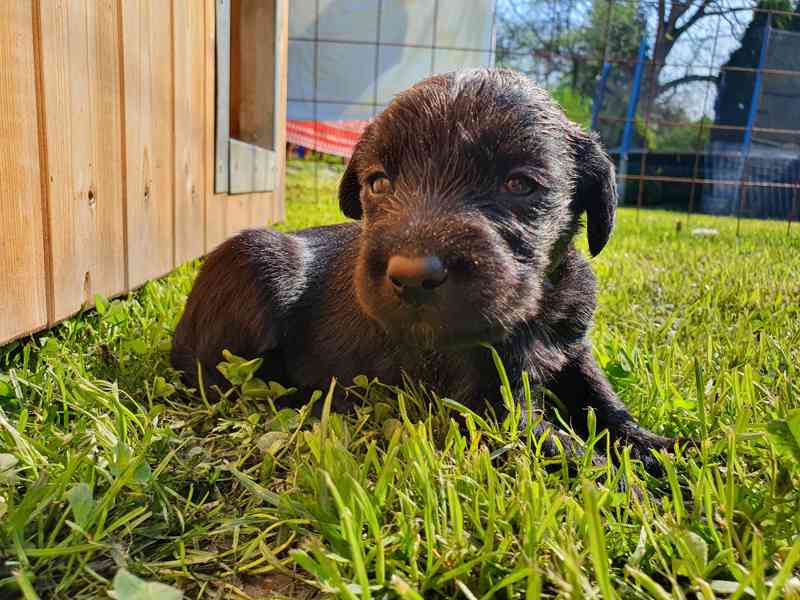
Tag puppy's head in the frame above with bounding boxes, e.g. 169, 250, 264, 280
339, 68, 617, 347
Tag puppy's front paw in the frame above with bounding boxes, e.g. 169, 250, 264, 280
625, 433, 693, 476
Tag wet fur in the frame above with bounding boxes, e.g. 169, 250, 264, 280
173, 69, 679, 473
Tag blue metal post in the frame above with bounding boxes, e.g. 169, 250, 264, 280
617, 35, 648, 202
742, 19, 771, 155
590, 63, 612, 131
736, 13, 772, 234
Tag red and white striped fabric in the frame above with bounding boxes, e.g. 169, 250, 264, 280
286, 120, 370, 159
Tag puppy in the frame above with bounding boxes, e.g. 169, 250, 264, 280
173, 68, 679, 472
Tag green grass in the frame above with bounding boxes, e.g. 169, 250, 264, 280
1, 159, 799, 599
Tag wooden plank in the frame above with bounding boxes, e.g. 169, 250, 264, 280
205, 0, 227, 251
122, 0, 175, 288
223, 192, 273, 235
173, 0, 206, 265
229, 140, 257, 194
225, 193, 254, 237
0, 1, 49, 343
253, 150, 274, 193
207, 0, 287, 244
230, 0, 276, 149
38, 0, 126, 320
215, 0, 230, 193
226, 0, 285, 228
249, 192, 274, 228
273, 0, 288, 224
229, 139, 274, 194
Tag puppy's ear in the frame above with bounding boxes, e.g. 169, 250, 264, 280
339, 154, 363, 219
572, 130, 617, 256
340, 124, 378, 219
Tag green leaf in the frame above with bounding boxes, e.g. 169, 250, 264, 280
259, 454, 275, 480
257, 431, 290, 456
786, 409, 800, 448
582, 480, 616, 600
382, 418, 402, 441
269, 408, 300, 432
104, 301, 129, 326
123, 339, 148, 355
65, 483, 95, 530
111, 569, 182, 600
767, 419, 800, 465
372, 402, 393, 423
0, 453, 19, 474
0, 375, 14, 400
111, 443, 132, 476
94, 293, 109, 315
628, 527, 648, 568
133, 462, 152, 484
152, 376, 175, 399
680, 530, 708, 573
268, 380, 297, 399
216, 350, 263, 385
39, 337, 60, 359
304, 429, 321, 462
242, 378, 271, 398
227, 466, 282, 506
290, 549, 325, 580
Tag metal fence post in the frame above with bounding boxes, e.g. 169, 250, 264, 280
618, 34, 648, 219
736, 11, 772, 236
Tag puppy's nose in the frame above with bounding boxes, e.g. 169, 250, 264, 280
387, 255, 448, 293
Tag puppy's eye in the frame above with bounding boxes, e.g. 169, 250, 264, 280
503, 175, 537, 196
369, 174, 392, 195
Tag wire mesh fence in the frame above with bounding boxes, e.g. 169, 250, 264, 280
496, 0, 800, 234
284, 1, 799, 235
285, 0, 497, 204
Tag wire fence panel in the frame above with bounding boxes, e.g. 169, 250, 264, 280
496, 0, 800, 233
285, 0, 498, 205
286, 0, 497, 153
283, 1, 799, 235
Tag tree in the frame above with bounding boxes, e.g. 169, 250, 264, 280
496, 0, 765, 109
713, 0, 800, 142
496, 0, 644, 130
495, 0, 595, 89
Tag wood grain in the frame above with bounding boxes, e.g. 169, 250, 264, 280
0, 1, 49, 343
37, 0, 126, 320
205, 0, 227, 250
224, 0, 287, 230
249, 192, 275, 229
225, 193, 255, 238
121, 0, 174, 288
273, 0, 288, 224
173, 0, 206, 265
0, 0, 289, 345
230, 0, 276, 149
206, 0, 285, 245
214, 0, 230, 194
229, 139, 274, 194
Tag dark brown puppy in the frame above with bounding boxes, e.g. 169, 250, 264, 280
173, 68, 678, 472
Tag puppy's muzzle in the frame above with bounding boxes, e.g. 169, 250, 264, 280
386, 255, 448, 306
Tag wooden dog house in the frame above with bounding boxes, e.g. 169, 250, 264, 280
0, 0, 288, 345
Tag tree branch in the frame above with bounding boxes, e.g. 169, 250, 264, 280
657, 73, 720, 96
674, 3, 754, 38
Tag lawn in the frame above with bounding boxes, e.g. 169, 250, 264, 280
1, 159, 799, 599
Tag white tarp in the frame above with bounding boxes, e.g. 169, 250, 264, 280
288, 0, 497, 121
